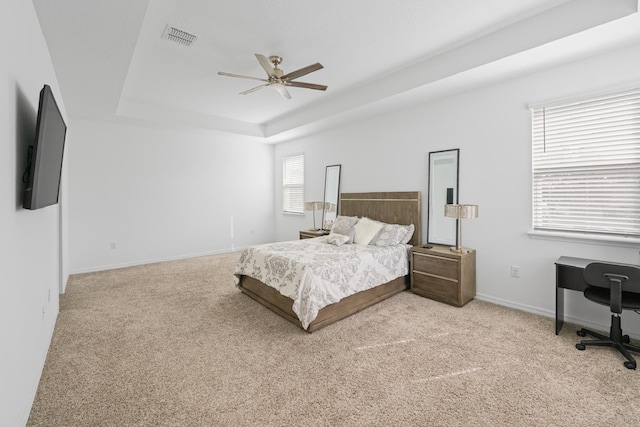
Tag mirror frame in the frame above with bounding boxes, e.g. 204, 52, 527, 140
322, 164, 341, 230
427, 149, 459, 246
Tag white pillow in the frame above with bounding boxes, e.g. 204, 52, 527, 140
353, 217, 384, 245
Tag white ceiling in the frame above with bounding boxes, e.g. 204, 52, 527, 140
33, 0, 640, 143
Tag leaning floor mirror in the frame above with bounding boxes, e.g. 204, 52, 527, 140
427, 149, 459, 246
322, 164, 341, 230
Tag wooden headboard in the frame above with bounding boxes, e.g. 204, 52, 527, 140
339, 192, 421, 246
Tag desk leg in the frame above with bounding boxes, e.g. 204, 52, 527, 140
556, 284, 564, 335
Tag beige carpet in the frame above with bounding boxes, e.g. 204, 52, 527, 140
28, 252, 640, 426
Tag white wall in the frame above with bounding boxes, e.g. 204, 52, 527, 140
275, 42, 640, 337
0, 1, 68, 425
68, 120, 274, 273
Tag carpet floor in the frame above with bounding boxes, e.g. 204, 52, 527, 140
28, 251, 640, 426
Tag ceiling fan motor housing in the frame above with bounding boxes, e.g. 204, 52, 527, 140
270, 56, 284, 78
269, 56, 283, 66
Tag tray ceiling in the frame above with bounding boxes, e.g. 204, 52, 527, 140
33, 0, 640, 142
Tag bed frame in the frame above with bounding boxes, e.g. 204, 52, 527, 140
237, 191, 421, 332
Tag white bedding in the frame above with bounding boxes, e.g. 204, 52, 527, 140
233, 236, 409, 329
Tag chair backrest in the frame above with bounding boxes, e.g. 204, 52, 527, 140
583, 262, 640, 293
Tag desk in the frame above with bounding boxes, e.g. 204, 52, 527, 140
555, 256, 594, 335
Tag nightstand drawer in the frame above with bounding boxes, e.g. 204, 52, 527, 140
412, 272, 458, 301
413, 252, 458, 280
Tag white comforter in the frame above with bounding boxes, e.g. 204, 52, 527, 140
233, 236, 409, 329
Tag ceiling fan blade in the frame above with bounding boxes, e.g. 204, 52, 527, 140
286, 81, 328, 91
255, 54, 276, 77
282, 63, 323, 81
274, 85, 292, 100
240, 84, 270, 95
218, 71, 268, 83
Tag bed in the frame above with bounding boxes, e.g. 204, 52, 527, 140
234, 191, 421, 332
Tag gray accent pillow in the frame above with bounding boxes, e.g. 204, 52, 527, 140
370, 223, 415, 246
332, 215, 359, 230
400, 224, 415, 245
326, 233, 350, 246
330, 226, 356, 244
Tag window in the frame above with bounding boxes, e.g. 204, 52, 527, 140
282, 153, 304, 214
531, 87, 640, 238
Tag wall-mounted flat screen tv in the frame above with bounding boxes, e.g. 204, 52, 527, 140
23, 84, 67, 210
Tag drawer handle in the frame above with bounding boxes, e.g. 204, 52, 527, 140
413, 270, 457, 283
413, 252, 459, 263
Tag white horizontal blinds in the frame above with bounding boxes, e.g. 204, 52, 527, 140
532, 87, 640, 237
282, 154, 304, 214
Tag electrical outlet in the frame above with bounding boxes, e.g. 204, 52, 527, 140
110, 242, 117, 250
510, 265, 520, 278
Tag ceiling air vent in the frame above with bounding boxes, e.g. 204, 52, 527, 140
162, 25, 197, 47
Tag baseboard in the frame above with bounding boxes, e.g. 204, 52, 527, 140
475, 293, 640, 340
69, 247, 247, 275
475, 293, 554, 318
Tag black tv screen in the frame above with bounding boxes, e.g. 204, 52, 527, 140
23, 84, 67, 210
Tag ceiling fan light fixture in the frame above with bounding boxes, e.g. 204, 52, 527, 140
162, 25, 198, 47
218, 53, 327, 99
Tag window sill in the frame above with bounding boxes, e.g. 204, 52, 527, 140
527, 230, 640, 248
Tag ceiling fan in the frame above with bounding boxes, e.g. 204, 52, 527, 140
218, 54, 327, 100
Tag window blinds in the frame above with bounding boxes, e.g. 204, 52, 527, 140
531, 87, 640, 237
282, 154, 304, 214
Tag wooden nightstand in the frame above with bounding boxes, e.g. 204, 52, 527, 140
410, 245, 476, 307
299, 229, 330, 239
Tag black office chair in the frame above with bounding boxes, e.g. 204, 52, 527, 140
575, 262, 640, 369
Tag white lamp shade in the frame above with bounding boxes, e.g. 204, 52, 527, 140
444, 204, 478, 219
460, 204, 478, 219
305, 201, 323, 211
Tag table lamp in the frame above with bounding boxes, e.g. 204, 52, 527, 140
305, 201, 324, 230
444, 204, 479, 253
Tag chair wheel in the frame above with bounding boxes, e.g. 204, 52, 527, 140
577, 330, 587, 337
624, 361, 636, 370
576, 343, 586, 351
623, 335, 631, 344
